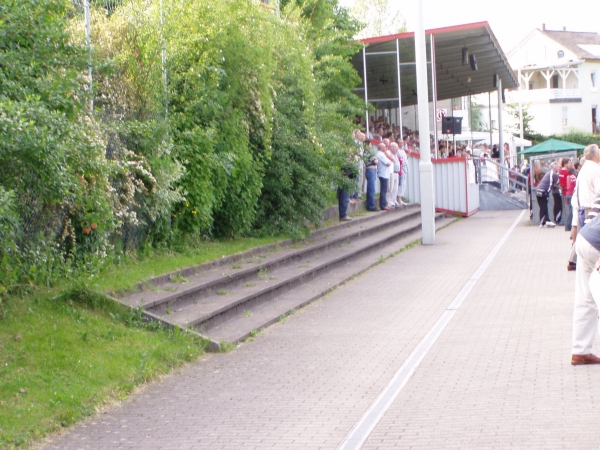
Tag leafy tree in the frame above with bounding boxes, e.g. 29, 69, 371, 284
505, 102, 536, 139
469, 96, 483, 131
0, 0, 115, 288
348, 0, 407, 38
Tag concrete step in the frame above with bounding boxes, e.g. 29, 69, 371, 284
160, 213, 424, 330
114, 205, 457, 351
204, 214, 457, 346
119, 206, 421, 314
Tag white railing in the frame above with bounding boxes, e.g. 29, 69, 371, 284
505, 88, 581, 104
405, 152, 479, 216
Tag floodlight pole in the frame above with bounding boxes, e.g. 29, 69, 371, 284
415, 0, 435, 245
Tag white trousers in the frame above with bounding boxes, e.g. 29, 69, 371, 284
388, 172, 399, 205
398, 173, 406, 199
572, 235, 600, 354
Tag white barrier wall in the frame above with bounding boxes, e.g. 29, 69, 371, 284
405, 152, 479, 216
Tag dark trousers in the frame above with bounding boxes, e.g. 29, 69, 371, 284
337, 187, 349, 219
564, 195, 573, 231
379, 176, 389, 209
538, 194, 549, 225
552, 192, 562, 223
365, 169, 377, 211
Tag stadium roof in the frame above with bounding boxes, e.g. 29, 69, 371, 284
353, 22, 518, 108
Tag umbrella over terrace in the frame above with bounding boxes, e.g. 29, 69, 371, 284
517, 138, 585, 155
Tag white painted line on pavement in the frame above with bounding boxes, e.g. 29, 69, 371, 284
338, 210, 526, 450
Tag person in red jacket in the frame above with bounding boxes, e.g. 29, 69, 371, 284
556, 158, 572, 226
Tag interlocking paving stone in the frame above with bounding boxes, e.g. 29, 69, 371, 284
42, 210, 596, 449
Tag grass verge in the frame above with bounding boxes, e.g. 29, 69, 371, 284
0, 234, 291, 448
0, 289, 209, 449
92, 235, 288, 294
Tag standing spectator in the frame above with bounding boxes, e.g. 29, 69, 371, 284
558, 158, 571, 227
566, 167, 578, 270
376, 143, 392, 211
397, 138, 409, 206
504, 142, 512, 167
551, 164, 563, 225
571, 196, 600, 365
337, 148, 358, 222
565, 167, 577, 232
536, 162, 559, 227
388, 143, 401, 207
363, 139, 380, 212
351, 129, 366, 202
571, 145, 600, 240
491, 145, 500, 159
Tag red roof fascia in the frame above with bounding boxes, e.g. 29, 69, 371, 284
360, 21, 490, 45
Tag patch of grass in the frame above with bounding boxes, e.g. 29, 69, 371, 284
218, 341, 236, 352
230, 264, 242, 269
170, 274, 189, 283
249, 328, 261, 337
140, 281, 158, 292
216, 290, 229, 296
245, 283, 256, 288
244, 310, 252, 318
90, 236, 287, 294
0, 289, 208, 448
258, 268, 268, 280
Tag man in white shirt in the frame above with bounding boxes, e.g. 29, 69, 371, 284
570, 144, 600, 240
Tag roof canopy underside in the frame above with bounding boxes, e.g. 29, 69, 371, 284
353, 22, 518, 109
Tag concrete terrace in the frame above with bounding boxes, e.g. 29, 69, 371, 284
41, 210, 600, 449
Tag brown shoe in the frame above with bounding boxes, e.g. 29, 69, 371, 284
571, 353, 600, 365
567, 263, 576, 271
383, 206, 393, 211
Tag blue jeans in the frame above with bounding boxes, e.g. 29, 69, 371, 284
366, 169, 377, 210
379, 176, 389, 209
337, 187, 349, 219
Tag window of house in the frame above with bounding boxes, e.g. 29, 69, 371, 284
529, 81, 534, 90
552, 74, 559, 89
562, 106, 568, 126
592, 71, 597, 91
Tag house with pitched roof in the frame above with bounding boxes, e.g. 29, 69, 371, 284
504, 25, 600, 136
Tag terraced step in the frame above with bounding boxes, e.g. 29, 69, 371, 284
203, 214, 456, 345
115, 206, 457, 350
120, 207, 420, 313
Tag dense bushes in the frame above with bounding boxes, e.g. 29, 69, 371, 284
0, 0, 363, 293
0, 0, 115, 288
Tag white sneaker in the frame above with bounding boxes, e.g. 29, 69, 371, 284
546, 221, 556, 228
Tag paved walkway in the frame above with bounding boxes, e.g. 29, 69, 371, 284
42, 210, 600, 449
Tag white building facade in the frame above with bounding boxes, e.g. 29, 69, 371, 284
476, 26, 600, 137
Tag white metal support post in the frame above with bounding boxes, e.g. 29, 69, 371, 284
415, 0, 435, 245
498, 78, 504, 167
430, 34, 438, 159
362, 45, 369, 134
396, 39, 403, 133
518, 67, 525, 162
497, 78, 507, 191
